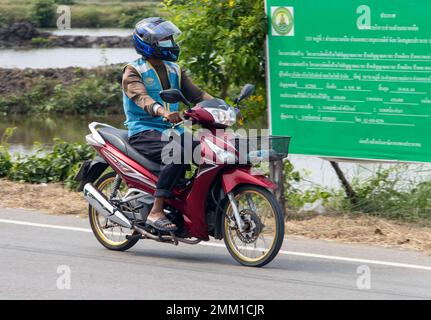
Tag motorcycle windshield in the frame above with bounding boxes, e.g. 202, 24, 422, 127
199, 98, 231, 110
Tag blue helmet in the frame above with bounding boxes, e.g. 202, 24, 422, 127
133, 17, 182, 62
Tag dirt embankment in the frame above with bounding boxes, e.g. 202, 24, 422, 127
1, 179, 430, 254
0, 64, 122, 96
0, 22, 131, 49
0, 179, 87, 216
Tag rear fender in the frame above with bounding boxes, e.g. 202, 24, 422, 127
221, 167, 277, 195
75, 156, 109, 191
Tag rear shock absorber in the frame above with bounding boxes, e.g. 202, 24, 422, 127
109, 174, 122, 200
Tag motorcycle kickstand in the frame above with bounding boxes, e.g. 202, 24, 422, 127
168, 232, 179, 246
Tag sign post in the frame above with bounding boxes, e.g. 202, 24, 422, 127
266, 0, 431, 163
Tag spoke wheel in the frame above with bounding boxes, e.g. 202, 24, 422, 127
223, 185, 285, 267
89, 172, 139, 251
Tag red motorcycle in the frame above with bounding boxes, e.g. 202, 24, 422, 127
75, 85, 290, 267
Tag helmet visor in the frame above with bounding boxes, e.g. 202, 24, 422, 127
152, 21, 182, 41
137, 20, 182, 44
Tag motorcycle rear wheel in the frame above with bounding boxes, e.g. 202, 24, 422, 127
89, 172, 139, 251
222, 185, 285, 267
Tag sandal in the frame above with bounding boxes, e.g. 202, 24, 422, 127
146, 216, 178, 232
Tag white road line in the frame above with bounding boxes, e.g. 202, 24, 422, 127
0, 218, 92, 233
200, 242, 431, 272
1, 218, 431, 272
278, 251, 431, 271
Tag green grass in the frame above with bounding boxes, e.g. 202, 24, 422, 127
0, 0, 159, 4
0, 0, 162, 28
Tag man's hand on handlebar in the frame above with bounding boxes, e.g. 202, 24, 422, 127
155, 105, 182, 124
163, 111, 182, 124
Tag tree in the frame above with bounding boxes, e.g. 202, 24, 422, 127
55, 0, 75, 4
30, 0, 56, 28
119, 7, 152, 28
162, 0, 266, 99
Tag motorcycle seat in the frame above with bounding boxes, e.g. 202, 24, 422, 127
97, 127, 164, 175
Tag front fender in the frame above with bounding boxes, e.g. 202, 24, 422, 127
221, 167, 277, 194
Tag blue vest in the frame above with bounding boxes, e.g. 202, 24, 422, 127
123, 58, 183, 137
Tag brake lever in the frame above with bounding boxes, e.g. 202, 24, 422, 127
172, 121, 184, 129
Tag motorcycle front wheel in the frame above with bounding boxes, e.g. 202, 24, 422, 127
222, 185, 285, 267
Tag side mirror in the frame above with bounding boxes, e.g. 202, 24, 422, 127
234, 84, 255, 104
160, 89, 191, 107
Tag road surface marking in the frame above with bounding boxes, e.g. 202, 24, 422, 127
200, 242, 431, 271
1, 218, 431, 272
0, 218, 92, 233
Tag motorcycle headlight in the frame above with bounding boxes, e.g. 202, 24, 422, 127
207, 107, 237, 126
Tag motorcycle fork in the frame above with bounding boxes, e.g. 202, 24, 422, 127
227, 192, 246, 232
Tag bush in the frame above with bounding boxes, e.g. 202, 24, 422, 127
0, 151, 12, 177
55, 0, 75, 4
119, 7, 152, 28
49, 75, 122, 115
83, 8, 102, 28
1, 66, 123, 115
0, 4, 29, 26
0, 1, 160, 28
31, 36, 53, 47
0, 127, 95, 189
30, 0, 56, 28
71, 5, 120, 28
8, 139, 95, 187
0, 128, 15, 177
0, 12, 8, 27
347, 165, 431, 222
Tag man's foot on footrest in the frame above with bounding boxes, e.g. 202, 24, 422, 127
146, 216, 178, 232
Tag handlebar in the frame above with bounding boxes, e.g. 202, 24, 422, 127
170, 112, 191, 129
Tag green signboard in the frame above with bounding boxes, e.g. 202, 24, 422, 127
266, 0, 431, 162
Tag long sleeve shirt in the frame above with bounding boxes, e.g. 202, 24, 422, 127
122, 64, 210, 116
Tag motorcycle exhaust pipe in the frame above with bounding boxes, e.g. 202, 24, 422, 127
83, 183, 132, 229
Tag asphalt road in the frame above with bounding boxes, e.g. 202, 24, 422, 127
0, 208, 431, 300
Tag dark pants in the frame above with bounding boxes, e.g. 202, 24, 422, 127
129, 130, 200, 198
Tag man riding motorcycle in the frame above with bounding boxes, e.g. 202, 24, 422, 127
122, 17, 213, 233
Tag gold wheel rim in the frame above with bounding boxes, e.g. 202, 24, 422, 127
224, 190, 278, 263
91, 176, 131, 247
